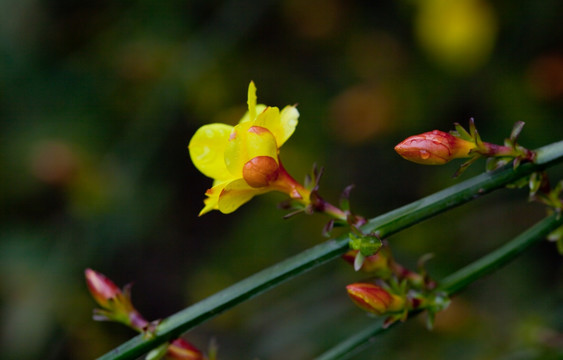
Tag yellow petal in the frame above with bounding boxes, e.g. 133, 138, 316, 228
254, 105, 299, 147
224, 122, 251, 178
278, 105, 299, 145
246, 126, 279, 160
224, 124, 278, 178
189, 124, 233, 180
247, 81, 257, 123
239, 104, 267, 124
198, 181, 228, 216
217, 178, 269, 214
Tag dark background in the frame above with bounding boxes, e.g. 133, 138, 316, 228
1, 0, 562, 359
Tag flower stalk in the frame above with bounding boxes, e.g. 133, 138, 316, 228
395, 119, 536, 176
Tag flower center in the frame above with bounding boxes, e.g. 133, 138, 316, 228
242, 156, 279, 188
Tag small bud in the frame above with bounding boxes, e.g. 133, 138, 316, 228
242, 156, 279, 187
395, 130, 476, 165
85, 269, 149, 332
342, 249, 391, 276
85, 268, 121, 309
346, 283, 405, 315
166, 338, 204, 360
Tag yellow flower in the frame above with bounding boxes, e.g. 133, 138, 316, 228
189, 82, 310, 215
415, 0, 497, 74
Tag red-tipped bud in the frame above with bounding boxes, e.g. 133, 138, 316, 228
346, 283, 405, 315
242, 155, 279, 187
395, 130, 476, 165
85, 269, 149, 332
166, 339, 204, 360
85, 268, 121, 309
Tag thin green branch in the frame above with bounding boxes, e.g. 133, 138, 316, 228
437, 213, 563, 294
97, 141, 563, 360
314, 319, 389, 360
315, 212, 563, 360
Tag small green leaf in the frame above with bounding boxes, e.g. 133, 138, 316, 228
145, 342, 169, 360
339, 185, 355, 211
454, 155, 480, 177
547, 225, 563, 241
486, 157, 510, 172
359, 234, 382, 256
510, 121, 525, 142
349, 232, 382, 256
322, 219, 335, 238
349, 233, 362, 250
513, 156, 522, 169
469, 118, 477, 139
506, 176, 529, 189
528, 172, 542, 196
453, 122, 472, 141
354, 251, 366, 271
304, 174, 312, 188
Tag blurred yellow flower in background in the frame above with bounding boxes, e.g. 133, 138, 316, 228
189, 82, 309, 215
415, 0, 498, 74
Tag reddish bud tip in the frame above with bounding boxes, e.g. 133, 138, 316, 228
395, 130, 475, 165
85, 268, 121, 309
243, 156, 279, 187
166, 339, 204, 360
346, 283, 405, 315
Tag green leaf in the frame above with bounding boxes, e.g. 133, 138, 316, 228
454, 155, 480, 177
353, 252, 366, 271
506, 176, 529, 189
339, 185, 355, 212
510, 121, 525, 142
348, 233, 362, 250
547, 225, 563, 255
358, 234, 382, 256
452, 122, 472, 141
145, 343, 168, 360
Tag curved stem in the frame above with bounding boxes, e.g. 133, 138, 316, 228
315, 212, 563, 360
96, 141, 563, 360
437, 214, 563, 294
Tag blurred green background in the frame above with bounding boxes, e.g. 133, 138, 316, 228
1, 0, 562, 359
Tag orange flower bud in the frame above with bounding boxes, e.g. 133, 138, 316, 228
346, 283, 405, 315
242, 156, 279, 187
85, 268, 121, 309
166, 339, 204, 360
394, 130, 476, 165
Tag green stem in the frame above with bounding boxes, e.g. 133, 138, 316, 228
96, 141, 563, 360
314, 319, 388, 360
315, 212, 563, 360
437, 214, 563, 294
